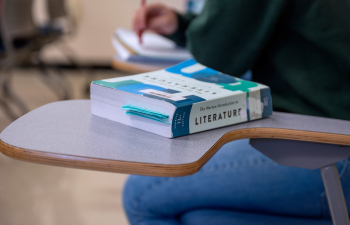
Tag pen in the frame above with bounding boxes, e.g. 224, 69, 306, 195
138, 0, 146, 44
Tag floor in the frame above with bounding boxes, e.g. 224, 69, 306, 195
0, 68, 130, 225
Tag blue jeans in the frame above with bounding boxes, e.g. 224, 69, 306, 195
123, 139, 350, 225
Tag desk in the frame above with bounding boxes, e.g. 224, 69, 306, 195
2, 100, 350, 224
1, 100, 350, 177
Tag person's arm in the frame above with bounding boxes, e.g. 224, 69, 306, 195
185, 0, 290, 77
133, 3, 196, 47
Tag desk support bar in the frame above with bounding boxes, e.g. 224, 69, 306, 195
321, 164, 350, 225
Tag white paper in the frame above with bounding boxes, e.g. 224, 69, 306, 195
115, 28, 192, 61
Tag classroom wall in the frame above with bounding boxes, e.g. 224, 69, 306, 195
39, 0, 186, 65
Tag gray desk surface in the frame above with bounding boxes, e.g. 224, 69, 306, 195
1, 100, 350, 176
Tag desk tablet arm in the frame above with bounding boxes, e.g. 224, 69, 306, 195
0, 100, 350, 224
249, 132, 350, 225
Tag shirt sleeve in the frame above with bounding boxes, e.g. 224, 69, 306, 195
185, 0, 289, 77
164, 12, 197, 47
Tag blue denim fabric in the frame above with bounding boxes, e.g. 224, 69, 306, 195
123, 139, 349, 225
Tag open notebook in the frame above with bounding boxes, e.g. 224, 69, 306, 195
112, 28, 191, 64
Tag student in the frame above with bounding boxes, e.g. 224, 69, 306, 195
124, 1, 350, 224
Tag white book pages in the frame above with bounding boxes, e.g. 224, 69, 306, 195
115, 28, 192, 61
91, 83, 176, 112
90, 83, 176, 137
91, 99, 173, 138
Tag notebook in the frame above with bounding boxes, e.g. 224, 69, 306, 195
112, 28, 191, 64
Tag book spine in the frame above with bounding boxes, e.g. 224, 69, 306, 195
171, 88, 273, 137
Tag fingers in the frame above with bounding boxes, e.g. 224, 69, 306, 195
132, 3, 176, 35
147, 12, 177, 35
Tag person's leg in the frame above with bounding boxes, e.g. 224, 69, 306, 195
122, 139, 348, 225
180, 209, 333, 225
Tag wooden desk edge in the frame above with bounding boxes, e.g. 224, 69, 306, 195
1, 128, 350, 177
111, 59, 161, 74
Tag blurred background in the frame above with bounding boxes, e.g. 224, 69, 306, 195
0, 0, 204, 224
38, 0, 186, 65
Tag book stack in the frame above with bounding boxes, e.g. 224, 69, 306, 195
112, 28, 192, 72
91, 59, 273, 138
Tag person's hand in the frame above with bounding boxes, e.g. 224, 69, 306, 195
133, 3, 178, 36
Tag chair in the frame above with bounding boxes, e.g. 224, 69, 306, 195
35, 0, 74, 101
0, 0, 37, 119
48, 0, 68, 23
47, 0, 77, 34
0, 0, 75, 120
41, 0, 92, 99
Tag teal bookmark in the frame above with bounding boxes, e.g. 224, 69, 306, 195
122, 104, 170, 124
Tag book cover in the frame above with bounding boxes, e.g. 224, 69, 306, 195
91, 59, 273, 138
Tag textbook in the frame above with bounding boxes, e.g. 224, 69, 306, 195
91, 59, 273, 138
112, 28, 191, 65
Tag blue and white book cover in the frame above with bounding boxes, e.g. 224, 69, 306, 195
92, 59, 273, 138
